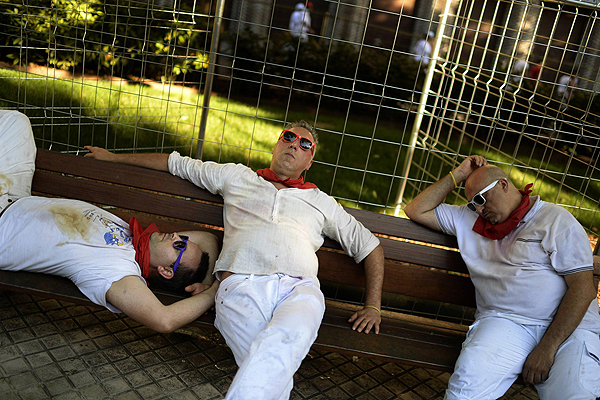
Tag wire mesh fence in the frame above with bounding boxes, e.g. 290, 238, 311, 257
402, 0, 600, 249
0, 0, 599, 249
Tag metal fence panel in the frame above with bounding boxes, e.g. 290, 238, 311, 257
0, 0, 598, 246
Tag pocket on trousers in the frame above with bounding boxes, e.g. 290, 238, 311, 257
578, 335, 600, 395
215, 275, 249, 306
460, 320, 480, 349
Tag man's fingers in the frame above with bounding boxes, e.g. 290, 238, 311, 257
348, 312, 358, 323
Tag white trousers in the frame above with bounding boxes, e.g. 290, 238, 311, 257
445, 316, 600, 400
0, 111, 36, 212
214, 273, 325, 400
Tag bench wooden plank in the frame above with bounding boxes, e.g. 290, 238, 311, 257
316, 251, 476, 307
345, 208, 460, 248
32, 171, 225, 228
33, 168, 470, 274
35, 149, 222, 204
35, 150, 462, 249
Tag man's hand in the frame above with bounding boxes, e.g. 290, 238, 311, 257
185, 279, 219, 296
348, 307, 381, 334
522, 342, 556, 385
84, 146, 117, 162
453, 155, 488, 182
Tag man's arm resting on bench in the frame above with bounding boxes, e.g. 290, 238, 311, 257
348, 244, 384, 335
106, 276, 218, 334
85, 146, 169, 171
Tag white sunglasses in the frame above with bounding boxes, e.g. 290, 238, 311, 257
467, 179, 500, 212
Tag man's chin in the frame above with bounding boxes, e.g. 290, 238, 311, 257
484, 216, 500, 224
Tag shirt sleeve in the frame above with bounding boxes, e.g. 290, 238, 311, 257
433, 203, 470, 237
167, 151, 238, 195
548, 211, 594, 275
323, 199, 380, 264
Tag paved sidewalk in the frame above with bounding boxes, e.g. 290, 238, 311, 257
0, 290, 538, 399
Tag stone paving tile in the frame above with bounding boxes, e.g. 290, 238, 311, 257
0, 290, 537, 399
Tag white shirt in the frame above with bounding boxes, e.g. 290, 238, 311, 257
0, 197, 143, 312
435, 197, 600, 332
289, 3, 311, 42
168, 152, 380, 281
413, 39, 432, 65
511, 59, 529, 84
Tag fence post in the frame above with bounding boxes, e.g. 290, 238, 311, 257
392, 0, 453, 216
196, 0, 226, 160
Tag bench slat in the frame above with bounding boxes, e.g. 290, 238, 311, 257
32, 170, 225, 228
345, 208, 460, 248
379, 237, 467, 274
316, 251, 476, 307
35, 149, 222, 204
35, 150, 460, 249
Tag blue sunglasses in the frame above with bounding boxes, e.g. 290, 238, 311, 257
172, 235, 189, 273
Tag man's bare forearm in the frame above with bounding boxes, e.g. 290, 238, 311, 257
404, 173, 456, 218
404, 155, 487, 231
363, 245, 384, 309
536, 272, 595, 353
84, 146, 170, 171
522, 271, 596, 384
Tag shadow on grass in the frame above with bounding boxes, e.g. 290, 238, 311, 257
0, 73, 193, 154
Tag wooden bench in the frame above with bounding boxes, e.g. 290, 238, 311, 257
1, 149, 599, 372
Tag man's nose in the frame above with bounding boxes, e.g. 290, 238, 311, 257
474, 204, 485, 214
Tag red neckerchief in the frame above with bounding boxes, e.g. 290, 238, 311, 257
472, 183, 533, 240
257, 168, 318, 189
129, 217, 160, 279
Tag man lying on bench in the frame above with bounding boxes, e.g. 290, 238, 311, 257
0, 110, 219, 334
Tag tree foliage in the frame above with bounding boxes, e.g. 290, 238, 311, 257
0, 0, 209, 80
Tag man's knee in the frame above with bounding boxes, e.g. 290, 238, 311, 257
445, 318, 536, 399
0, 111, 36, 205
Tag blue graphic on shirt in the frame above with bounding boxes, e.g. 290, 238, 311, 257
83, 209, 132, 246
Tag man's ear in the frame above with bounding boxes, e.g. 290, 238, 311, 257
157, 265, 175, 280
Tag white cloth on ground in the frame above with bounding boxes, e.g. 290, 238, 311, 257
510, 59, 529, 85
0, 110, 36, 212
0, 196, 143, 312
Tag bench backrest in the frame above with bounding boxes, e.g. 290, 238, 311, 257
32, 150, 599, 309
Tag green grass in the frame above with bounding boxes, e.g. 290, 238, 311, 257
1, 66, 598, 236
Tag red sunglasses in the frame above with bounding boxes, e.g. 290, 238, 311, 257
280, 130, 315, 155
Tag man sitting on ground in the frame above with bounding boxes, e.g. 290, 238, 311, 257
0, 110, 219, 334
405, 154, 600, 399
85, 120, 385, 400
